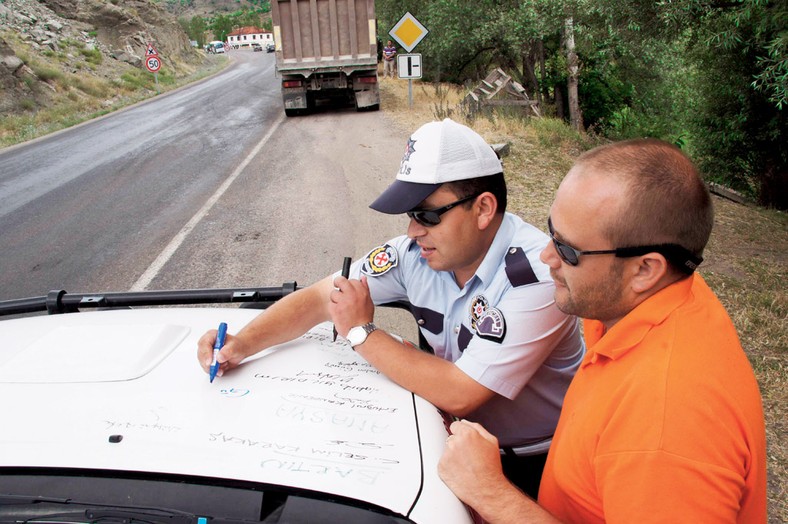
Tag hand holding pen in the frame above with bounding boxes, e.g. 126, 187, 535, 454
333, 256, 352, 341
209, 322, 228, 383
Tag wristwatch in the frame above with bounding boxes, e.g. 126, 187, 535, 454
346, 322, 377, 348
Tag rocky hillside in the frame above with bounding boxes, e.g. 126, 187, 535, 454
163, 0, 267, 18
0, 0, 202, 115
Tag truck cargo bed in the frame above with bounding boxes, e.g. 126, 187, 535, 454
273, 0, 377, 67
272, 0, 380, 114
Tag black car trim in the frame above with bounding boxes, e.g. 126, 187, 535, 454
0, 467, 416, 523
0, 284, 300, 317
405, 393, 426, 520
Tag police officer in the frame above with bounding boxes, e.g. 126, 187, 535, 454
198, 118, 585, 498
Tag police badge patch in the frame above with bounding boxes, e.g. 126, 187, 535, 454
469, 295, 506, 342
361, 244, 399, 276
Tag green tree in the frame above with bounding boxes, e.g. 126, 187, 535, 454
375, 0, 786, 207
178, 15, 208, 47
212, 14, 234, 42
655, 0, 787, 207
375, 0, 585, 120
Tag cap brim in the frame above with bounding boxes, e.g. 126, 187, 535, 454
369, 180, 442, 214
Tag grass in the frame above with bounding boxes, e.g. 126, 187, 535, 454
28, 63, 63, 82
79, 47, 103, 66
379, 77, 787, 523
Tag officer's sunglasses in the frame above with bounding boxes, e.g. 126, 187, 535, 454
547, 217, 702, 274
407, 193, 482, 227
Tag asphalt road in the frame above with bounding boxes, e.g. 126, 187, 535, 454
0, 50, 415, 334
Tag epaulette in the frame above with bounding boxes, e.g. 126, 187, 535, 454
504, 247, 539, 287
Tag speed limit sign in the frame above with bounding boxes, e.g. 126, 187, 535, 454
145, 55, 161, 73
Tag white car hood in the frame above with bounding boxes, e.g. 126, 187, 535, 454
0, 308, 470, 523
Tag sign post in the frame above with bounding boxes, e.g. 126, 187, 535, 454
145, 55, 161, 93
145, 43, 161, 94
389, 13, 429, 109
397, 54, 422, 109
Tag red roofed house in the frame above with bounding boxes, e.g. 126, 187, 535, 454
227, 27, 274, 48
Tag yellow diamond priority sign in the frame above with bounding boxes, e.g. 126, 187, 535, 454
389, 12, 429, 53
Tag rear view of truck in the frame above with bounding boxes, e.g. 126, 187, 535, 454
271, 0, 380, 115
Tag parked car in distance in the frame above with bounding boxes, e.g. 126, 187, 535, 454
252, 43, 263, 52
267, 42, 276, 53
209, 41, 225, 54
0, 288, 474, 524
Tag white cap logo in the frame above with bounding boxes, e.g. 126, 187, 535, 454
399, 138, 417, 176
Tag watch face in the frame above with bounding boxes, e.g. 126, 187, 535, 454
348, 324, 375, 347
348, 326, 366, 347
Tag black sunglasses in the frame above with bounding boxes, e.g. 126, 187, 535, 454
407, 193, 481, 227
547, 217, 702, 274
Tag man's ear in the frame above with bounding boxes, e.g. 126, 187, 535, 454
476, 192, 498, 229
630, 253, 670, 294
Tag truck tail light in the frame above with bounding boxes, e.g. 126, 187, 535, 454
282, 80, 304, 88
358, 76, 378, 84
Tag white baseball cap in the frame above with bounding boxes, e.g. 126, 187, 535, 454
369, 118, 503, 214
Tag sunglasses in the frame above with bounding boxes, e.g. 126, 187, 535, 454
407, 193, 481, 227
547, 217, 702, 274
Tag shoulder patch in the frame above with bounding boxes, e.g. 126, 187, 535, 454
505, 246, 539, 287
469, 294, 506, 343
361, 244, 399, 277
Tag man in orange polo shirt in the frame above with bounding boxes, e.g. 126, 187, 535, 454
438, 139, 767, 523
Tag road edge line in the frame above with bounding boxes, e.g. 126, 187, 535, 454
130, 112, 286, 291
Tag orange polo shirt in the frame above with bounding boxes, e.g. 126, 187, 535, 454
538, 274, 767, 523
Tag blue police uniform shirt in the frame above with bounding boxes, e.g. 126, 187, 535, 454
349, 212, 585, 447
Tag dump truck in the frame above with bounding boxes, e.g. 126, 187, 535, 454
271, 0, 380, 115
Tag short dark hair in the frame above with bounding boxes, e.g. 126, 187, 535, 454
444, 172, 507, 214
576, 139, 713, 268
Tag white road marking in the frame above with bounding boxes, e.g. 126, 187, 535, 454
131, 112, 286, 291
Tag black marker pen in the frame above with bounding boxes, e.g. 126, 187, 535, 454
333, 256, 352, 341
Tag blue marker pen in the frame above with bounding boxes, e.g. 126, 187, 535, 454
209, 322, 228, 383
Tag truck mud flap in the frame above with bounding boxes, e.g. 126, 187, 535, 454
283, 92, 308, 110
354, 87, 380, 111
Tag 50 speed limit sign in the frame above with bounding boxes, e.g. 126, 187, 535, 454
145, 55, 161, 73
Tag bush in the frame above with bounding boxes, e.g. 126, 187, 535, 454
19, 99, 37, 111
68, 75, 111, 98
120, 70, 152, 91
31, 64, 62, 83
80, 47, 103, 65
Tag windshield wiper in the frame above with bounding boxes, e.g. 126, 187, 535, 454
0, 494, 201, 523
0, 494, 67, 505
84, 507, 195, 523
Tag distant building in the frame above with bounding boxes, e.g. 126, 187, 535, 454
227, 27, 274, 48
